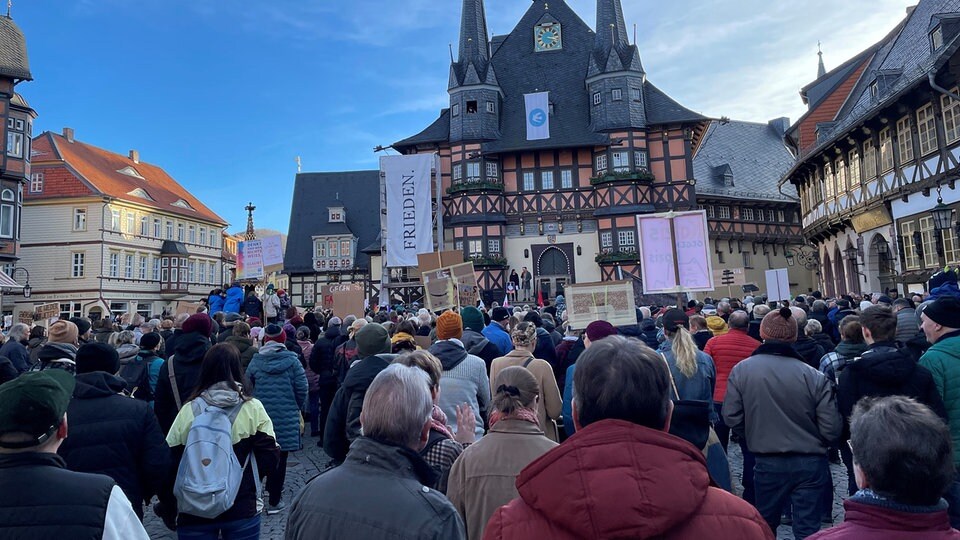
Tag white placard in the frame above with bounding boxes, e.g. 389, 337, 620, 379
765, 268, 791, 302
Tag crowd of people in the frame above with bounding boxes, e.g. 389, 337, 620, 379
3, 273, 960, 538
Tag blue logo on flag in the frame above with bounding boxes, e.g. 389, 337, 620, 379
529, 108, 547, 127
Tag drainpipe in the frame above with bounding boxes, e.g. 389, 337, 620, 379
930, 71, 960, 102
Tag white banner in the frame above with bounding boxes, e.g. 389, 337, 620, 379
384, 154, 434, 267
525, 92, 550, 141
765, 268, 791, 302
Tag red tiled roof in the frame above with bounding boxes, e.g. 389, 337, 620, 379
31, 132, 226, 225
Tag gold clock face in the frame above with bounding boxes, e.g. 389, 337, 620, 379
535, 23, 562, 52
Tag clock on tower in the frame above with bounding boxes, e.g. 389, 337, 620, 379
534, 23, 562, 52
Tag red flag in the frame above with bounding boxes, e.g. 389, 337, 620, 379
537, 288, 544, 308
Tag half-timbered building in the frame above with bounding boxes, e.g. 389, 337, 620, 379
784, 0, 960, 296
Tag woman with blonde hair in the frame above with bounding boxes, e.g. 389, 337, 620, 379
660, 308, 717, 421
393, 350, 474, 494
447, 366, 557, 540
489, 321, 562, 442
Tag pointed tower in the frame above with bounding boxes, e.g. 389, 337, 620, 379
244, 202, 256, 241
817, 45, 826, 78
448, 0, 502, 142
587, 0, 646, 132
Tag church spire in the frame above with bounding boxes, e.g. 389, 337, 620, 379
244, 202, 257, 241
457, 0, 489, 66
590, 0, 643, 77
817, 42, 826, 78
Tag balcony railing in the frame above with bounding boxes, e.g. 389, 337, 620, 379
447, 179, 505, 194
595, 250, 640, 264
590, 169, 655, 186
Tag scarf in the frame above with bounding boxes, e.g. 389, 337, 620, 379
489, 407, 540, 428
430, 405, 455, 439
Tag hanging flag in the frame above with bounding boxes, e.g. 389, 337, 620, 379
382, 154, 435, 268
524, 92, 550, 141
537, 289, 545, 308
503, 294, 510, 309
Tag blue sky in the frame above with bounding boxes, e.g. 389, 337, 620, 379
17, 0, 908, 233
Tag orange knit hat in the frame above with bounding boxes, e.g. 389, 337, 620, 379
436, 311, 464, 341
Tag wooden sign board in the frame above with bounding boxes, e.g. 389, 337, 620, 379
35, 303, 60, 320
417, 251, 464, 274
175, 301, 203, 316
565, 281, 637, 330
322, 282, 366, 318
712, 267, 746, 289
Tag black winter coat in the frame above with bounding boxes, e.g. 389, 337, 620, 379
153, 332, 212, 433
533, 327, 561, 384
323, 354, 393, 463
58, 372, 170, 518
837, 342, 947, 440
637, 321, 661, 351
0, 355, 15, 385
794, 336, 826, 369
811, 332, 836, 355
310, 327, 341, 386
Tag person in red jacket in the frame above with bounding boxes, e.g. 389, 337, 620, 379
483, 335, 773, 540
704, 310, 760, 503
809, 395, 960, 539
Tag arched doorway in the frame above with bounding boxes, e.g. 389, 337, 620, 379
869, 235, 893, 293
537, 247, 571, 302
834, 247, 847, 295
823, 252, 835, 298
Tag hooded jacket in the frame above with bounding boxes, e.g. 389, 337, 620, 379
808, 493, 960, 539
33, 342, 78, 374
838, 343, 946, 441
223, 285, 244, 313
461, 328, 500, 368
310, 326, 341, 386
164, 383, 280, 527
638, 319, 661, 350
0, 338, 30, 373
483, 420, 773, 540
243, 294, 263, 319
208, 293, 225, 316
895, 307, 919, 344
153, 332, 213, 433
58, 372, 170, 518
921, 331, 960, 467
794, 335, 826, 369
27, 336, 45, 365
224, 335, 257, 373
117, 342, 154, 402
430, 340, 489, 440
246, 341, 309, 451
323, 353, 393, 463
287, 437, 465, 540
704, 328, 760, 402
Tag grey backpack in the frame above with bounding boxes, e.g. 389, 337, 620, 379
173, 398, 260, 518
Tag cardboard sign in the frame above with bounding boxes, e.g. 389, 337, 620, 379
35, 303, 59, 320
17, 310, 34, 325
322, 282, 366, 318
417, 251, 464, 274
565, 281, 637, 330
637, 211, 714, 294
175, 302, 203, 316
422, 261, 477, 312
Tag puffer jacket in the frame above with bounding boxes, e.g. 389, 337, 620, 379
153, 332, 212, 433
638, 319, 660, 350
483, 420, 773, 540
895, 307, 919, 344
208, 293, 225, 315
794, 335, 826, 369
57, 371, 170, 518
297, 339, 319, 392
323, 354, 394, 463
920, 331, 960, 467
839, 342, 946, 441
223, 285, 244, 313
246, 341, 309, 451
807, 493, 960, 539
224, 335, 257, 373
704, 328, 760, 402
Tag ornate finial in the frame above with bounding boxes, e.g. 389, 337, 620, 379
244, 202, 257, 241
544, 2, 549, 9
818, 41, 822, 54
449, 43, 454, 63
295, 156, 301, 173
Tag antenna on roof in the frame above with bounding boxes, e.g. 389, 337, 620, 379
6, 0, 11, 18
448, 43, 454, 63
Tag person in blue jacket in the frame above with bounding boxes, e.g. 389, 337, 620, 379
208, 288, 226, 316
562, 320, 617, 437
223, 283, 245, 314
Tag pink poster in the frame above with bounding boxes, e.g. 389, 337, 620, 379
637, 216, 677, 293
672, 213, 713, 290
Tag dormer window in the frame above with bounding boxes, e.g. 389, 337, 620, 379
466, 101, 478, 114
932, 25, 945, 50
171, 199, 195, 211
116, 166, 145, 180
127, 188, 154, 201
452, 103, 460, 117
870, 81, 880, 101
329, 207, 345, 223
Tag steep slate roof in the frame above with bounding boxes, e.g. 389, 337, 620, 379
801, 46, 878, 109
694, 120, 797, 201
789, 0, 960, 173
31, 132, 226, 225
395, 0, 705, 153
283, 171, 381, 274
0, 16, 31, 81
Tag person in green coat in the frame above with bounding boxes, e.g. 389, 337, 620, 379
919, 295, 960, 529
246, 323, 308, 515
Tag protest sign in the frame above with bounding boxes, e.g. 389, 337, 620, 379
565, 281, 636, 330
637, 211, 714, 294
765, 268, 791, 302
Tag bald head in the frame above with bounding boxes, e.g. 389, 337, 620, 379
728, 310, 750, 330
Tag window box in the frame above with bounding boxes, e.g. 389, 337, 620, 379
595, 251, 641, 264
446, 180, 505, 194
468, 254, 508, 267
589, 169, 655, 185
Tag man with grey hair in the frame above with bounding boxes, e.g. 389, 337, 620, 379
0, 323, 30, 373
287, 364, 465, 539
717, 301, 732, 321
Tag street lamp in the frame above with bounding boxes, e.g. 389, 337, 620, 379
876, 241, 889, 256
843, 246, 859, 262
932, 184, 955, 232
8, 267, 30, 298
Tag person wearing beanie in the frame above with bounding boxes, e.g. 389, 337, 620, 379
152, 313, 214, 433
32, 321, 80, 374
920, 296, 960, 528
58, 342, 171, 519
460, 307, 501, 368
489, 321, 562, 442
429, 311, 490, 441
246, 319, 309, 514
136, 332, 166, 398
324, 323, 395, 463
723, 306, 841, 537
70, 317, 93, 345
705, 315, 729, 337
483, 306, 514, 356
